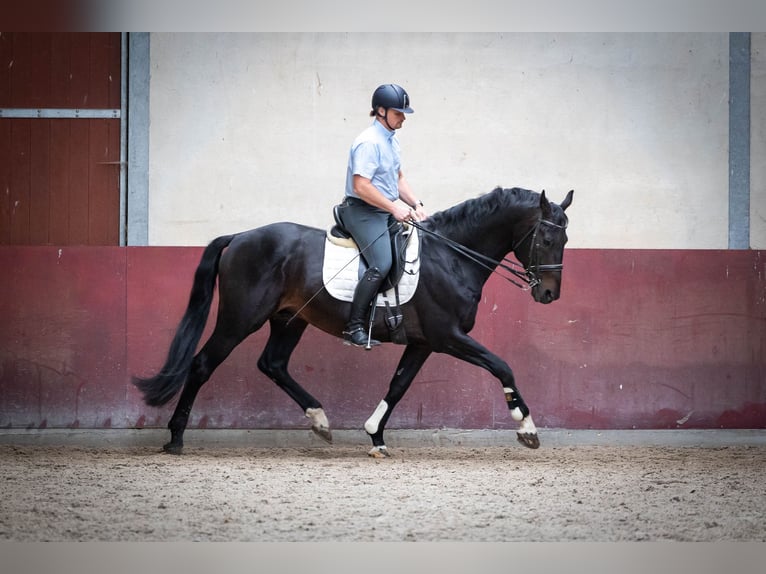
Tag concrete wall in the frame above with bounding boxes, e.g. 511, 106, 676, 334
147, 33, 763, 248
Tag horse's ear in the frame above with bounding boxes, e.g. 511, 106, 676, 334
560, 189, 574, 211
539, 190, 552, 219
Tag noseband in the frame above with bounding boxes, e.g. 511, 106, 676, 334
516, 218, 568, 288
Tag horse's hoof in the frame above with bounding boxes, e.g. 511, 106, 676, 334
163, 442, 184, 455
368, 446, 391, 458
306, 408, 332, 444
312, 425, 333, 444
516, 432, 540, 449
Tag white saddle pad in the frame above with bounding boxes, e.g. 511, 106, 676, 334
322, 228, 421, 306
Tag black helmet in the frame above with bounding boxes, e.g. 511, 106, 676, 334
371, 84, 414, 113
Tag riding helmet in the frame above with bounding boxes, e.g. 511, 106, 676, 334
371, 84, 414, 114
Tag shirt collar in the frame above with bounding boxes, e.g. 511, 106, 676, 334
373, 118, 395, 139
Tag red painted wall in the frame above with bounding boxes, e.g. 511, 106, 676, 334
1, 247, 764, 431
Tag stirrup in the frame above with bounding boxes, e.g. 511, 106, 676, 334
343, 327, 380, 349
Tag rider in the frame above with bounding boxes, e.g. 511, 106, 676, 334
340, 83, 428, 348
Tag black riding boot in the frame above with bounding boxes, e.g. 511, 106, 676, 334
343, 267, 384, 348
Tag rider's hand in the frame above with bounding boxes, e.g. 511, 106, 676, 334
411, 204, 428, 222
391, 201, 415, 223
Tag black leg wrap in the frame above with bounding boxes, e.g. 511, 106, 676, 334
507, 397, 530, 418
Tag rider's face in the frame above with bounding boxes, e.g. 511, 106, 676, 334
386, 109, 406, 129
378, 108, 406, 130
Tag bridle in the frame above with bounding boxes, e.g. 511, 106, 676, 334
408, 216, 567, 290
519, 218, 568, 288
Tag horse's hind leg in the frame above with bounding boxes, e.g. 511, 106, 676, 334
257, 315, 332, 443
164, 327, 247, 454
364, 343, 431, 458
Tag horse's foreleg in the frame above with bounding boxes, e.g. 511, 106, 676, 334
444, 333, 539, 449
364, 343, 431, 458
257, 316, 331, 442
501, 385, 539, 448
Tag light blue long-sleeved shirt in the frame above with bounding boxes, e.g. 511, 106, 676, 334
344, 120, 401, 202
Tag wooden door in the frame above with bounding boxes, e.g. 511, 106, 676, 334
0, 33, 122, 245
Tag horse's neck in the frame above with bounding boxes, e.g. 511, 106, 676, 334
465, 208, 532, 262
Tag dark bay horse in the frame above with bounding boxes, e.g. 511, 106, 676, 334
133, 186, 573, 457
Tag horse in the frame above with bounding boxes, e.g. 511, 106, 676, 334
133, 186, 573, 457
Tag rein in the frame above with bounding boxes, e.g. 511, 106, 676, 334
407, 217, 566, 290
288, 214, 565, 326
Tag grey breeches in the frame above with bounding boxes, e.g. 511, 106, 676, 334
338, 197, 394, 277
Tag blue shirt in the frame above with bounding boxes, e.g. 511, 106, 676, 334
344, 120, 401, 202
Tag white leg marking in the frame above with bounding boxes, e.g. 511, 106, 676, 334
518, 414, 538, 435
306, 407, 329, 430
510, 406, 524, 421
364, 400, 388, 435
306, 407, 332, 443
368, 445, 390, 458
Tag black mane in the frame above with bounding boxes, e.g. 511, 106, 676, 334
427, 186, 541, 236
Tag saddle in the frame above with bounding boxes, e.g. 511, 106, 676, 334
329, 204, 411, 291
326, 203, 420, 344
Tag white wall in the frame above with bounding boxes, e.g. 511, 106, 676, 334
148, 33, 759, 248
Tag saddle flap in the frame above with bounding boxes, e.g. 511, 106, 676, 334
322, 226, 421, 307
383, 222, 411, 291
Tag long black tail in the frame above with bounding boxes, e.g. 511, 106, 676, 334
132, 234, 237, 406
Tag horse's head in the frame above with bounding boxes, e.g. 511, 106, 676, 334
516, 190, 573, 304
